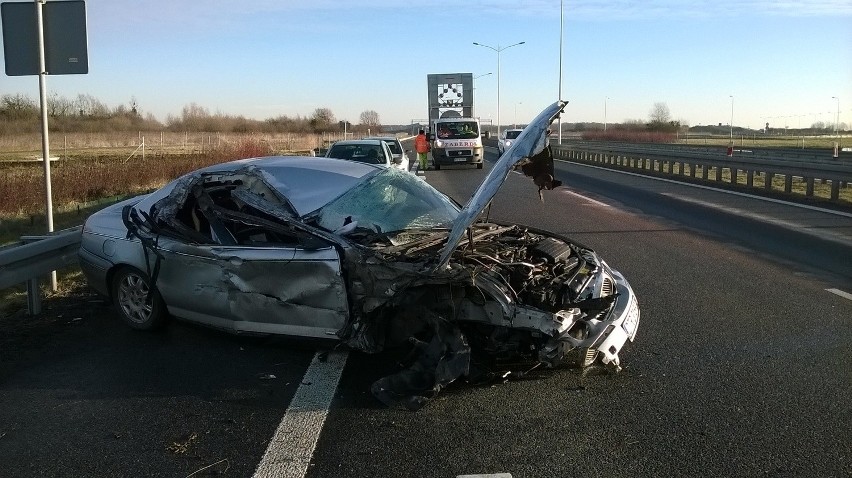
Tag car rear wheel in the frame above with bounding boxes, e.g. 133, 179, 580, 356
434, 163, 441, 170
476, 162, 483, 169
111, 266, 167, 330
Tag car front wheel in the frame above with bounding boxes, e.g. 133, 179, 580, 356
111, 266, 167, 330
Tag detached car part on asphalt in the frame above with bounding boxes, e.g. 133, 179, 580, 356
79, 101, 640, 409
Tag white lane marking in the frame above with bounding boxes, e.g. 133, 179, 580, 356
562, 160, 852, 219
253, 350, 348, 478
458, 474, 513, 478
826, 288, 852, 301
561, 189, 611, 207
658, 193, 852, 247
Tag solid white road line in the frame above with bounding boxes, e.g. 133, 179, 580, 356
456, 473, 512, 478
826, 288, 852, 301
561, 189, 612, 207
659, 193, 852, 248
457, 474, 513, 478
253, 350, 349, 478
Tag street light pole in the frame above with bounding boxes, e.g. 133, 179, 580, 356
729, 95, 734, 142
604, 96, 609, 132
831, 96, 840, 137
514, 102, 522, 128
472, 72, 492, 117
473, 40, 525, 139
558, 0, 564, 144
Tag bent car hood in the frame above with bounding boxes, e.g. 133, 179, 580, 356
435, 100, 568, 270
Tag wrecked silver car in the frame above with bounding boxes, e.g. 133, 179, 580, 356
79, 101, 639, 409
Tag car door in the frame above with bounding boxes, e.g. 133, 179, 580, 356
153, 236, 349, 338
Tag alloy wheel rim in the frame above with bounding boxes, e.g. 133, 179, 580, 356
118, 273, 152, 323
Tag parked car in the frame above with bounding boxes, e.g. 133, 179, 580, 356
325, 139, 395, 167
364, 136, 410, 172
497, 128, 524, 156
78, 101, 639, 409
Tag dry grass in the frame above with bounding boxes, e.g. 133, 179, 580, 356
677, 134, 845, 149
0, 131, 355, 160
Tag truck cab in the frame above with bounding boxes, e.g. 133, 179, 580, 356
429, 118, 488, 170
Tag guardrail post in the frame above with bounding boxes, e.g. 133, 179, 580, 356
731, 168, 738, 185
805, 178, 815, 196
715, 166, 722, 182
831, 180, 840, 200
26, 277, 42, 315
765, 172, 774, 191
784, 175, 793, 193
746, 170, 754, 187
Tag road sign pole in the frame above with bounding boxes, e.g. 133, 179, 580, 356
35, 0, 57, 290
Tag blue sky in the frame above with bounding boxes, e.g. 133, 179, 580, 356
1, 0, 850, 129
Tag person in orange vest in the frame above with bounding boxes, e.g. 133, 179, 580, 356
415, 129, 430, 171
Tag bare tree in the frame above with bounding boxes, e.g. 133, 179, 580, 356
1, 93, 38, 120
359, 110, 380, 128
47, 92, 72, 118
74, 94, 110, 117
310, 107, 335, 132
649, 102, 671, 124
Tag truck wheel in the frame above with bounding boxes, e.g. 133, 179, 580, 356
434, 163, 441, 170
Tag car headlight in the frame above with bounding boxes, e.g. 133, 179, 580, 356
505, 140, 512, 147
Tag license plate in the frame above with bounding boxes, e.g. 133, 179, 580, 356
622, 299, 640, 339
454, 158, 467, 162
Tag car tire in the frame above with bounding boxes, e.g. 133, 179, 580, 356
434, 163, 441, 170
476, 162, 483, 169
111, 266, 167, 331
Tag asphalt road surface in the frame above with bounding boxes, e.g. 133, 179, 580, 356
1, 147, 849, 477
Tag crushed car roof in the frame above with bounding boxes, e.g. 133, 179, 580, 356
135, 156, 383, 218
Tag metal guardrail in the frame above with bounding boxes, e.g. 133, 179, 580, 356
0, 226, 82, 315
551, 144, 852, 202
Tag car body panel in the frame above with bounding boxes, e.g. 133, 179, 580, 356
79, 101, 639, 409
154, 240, 347, 337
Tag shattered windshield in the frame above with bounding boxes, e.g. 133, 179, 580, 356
315, 168, 459, 235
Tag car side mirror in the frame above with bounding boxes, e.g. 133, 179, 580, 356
428, 134, 435, 141
393, 157, 402, 164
